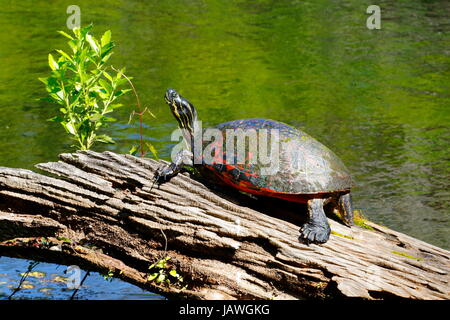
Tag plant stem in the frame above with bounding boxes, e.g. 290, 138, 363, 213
112, 66, 146, 157
8, 261, 40, 300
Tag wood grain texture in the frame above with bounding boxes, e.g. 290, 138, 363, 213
0, 150, 448, 299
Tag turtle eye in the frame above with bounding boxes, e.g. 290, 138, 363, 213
165, 89, 178, 100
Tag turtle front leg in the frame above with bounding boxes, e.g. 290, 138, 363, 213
300, 198, 331, 244
153, 149, 193, 185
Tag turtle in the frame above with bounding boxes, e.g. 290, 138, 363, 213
154, 88, 354, 244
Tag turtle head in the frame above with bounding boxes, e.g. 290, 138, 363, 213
165, 89, 198, 138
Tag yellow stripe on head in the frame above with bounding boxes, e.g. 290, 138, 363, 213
165, 89, 198, 143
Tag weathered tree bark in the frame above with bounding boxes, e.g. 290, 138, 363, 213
0, 151, 448, 299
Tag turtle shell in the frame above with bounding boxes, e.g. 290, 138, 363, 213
196, 118, 352, 197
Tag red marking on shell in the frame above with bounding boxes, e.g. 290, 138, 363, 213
203, 164, 347, 204
226, 164, 234, 171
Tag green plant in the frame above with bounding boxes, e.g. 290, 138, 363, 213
147, 256, 184, 286
40, 24, 130, 150
100, 269, 115, 282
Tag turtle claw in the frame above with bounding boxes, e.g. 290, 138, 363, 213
299, 198, 331, 244
151, 164, 173, 191
300, 223, 330, 244
151, 149, 194, 191
154, 165, 170, 183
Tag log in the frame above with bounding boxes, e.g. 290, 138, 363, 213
0, 150, 448, 299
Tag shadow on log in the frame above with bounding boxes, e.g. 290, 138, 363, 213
0, 151, 449, 299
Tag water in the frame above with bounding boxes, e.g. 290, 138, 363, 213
0, 256, 164, 300
0, 0, 448, 298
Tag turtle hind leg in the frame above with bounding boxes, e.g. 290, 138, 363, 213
337, 193, 354, 227
300, 198, 331, 244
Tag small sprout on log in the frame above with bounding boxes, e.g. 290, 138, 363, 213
147, 256, 184, 287
100, 269, 115, 282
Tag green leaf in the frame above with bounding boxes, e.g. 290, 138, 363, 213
101, 30, 111, 47
95, 135, 115, 144
147, 273, 158, 281
108, 103, 123, 110
72, 27, 81, 39
100, 53, 113, 64
48, 116, 64, 122
115, 67, 126, 81
103, 71, 113, 82
156, 273, 166, 284
62, 122, 76, 135
37, 97, 54, 103
103, 117, 116, 122
48, 53, 58, 70
45, 76, 59, 87
145, 142, 159, 160
98, 91, 109, 100
56, 49, 73, 62
56, 90, 65, 100
68, 40, 77, 53
169, 269, 178, 277
100, 42, 114, 58
38, 77, 48, 85
155, 257, 170, 269
115, 77, 129, 87
50, 93, 63, 102
98, 78, 112, 93
86, 34, 99, 53
114, 89, 131, 97
89, 114, 102, 122
128, 145, 139, 156
79, 24, 93, 38
57, 30, 74, 40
